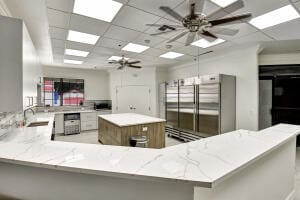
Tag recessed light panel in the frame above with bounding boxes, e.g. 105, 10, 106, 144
210, 0, 238, 8
73, 0, 123, 22
122, 43, 150, 53
67, 30, 100, 45
65, 49, 89, 57
108, 56, 129, 61
160, 52, 184, 59
64, 59, 83, 65
192, 38, 225, 48
249, 5, 300, 29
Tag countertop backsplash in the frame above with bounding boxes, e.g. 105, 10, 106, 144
0, 112, 23, 137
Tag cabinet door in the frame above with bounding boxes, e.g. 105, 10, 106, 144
55, 114, 64, 134
0, 16, 23, 112
81, 121, 97, 131
116, 86, 151, 115
81, 112, 96, 122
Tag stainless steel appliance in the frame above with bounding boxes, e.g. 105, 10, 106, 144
94, 102, 112, 110
164, 74, 236, 142
64, 113, 80, 135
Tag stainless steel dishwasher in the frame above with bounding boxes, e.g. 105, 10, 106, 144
64, 113, 80, 135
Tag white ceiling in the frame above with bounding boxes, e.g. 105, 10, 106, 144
4, 0, 300, 69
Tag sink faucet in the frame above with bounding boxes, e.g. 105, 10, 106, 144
23, 107, 35, 126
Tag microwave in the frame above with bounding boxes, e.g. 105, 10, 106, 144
94, 103, 111, 110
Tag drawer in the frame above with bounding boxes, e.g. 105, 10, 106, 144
81, 112, 96, 121
81, 121, 97, 131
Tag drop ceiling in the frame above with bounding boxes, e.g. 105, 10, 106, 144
5, 0, 300, 69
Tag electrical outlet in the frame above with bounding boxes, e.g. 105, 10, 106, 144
142, 127, 148, 132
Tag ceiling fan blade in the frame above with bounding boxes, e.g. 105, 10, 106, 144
199, 31, 218, 42
117, 66, 123, 70
146, 24, 183, 28
150, 30, 176, 36
209, 13, 252, 26
128, 60, 141, 64
185, 32, 196, 46
207, 0, 244, 21
160, 6, 184, 22
211, 27, 239, 36
108, 60, 119, 64
167, 31, 189, 43
128, 65, 142, 69
189, 0, 205, 14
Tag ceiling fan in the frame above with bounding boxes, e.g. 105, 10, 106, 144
108, 55, 142, 70
146, 0, 252, 46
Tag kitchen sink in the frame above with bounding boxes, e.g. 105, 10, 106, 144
27, 121, 49, 127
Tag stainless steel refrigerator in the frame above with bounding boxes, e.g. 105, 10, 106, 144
165, 74, 236, 142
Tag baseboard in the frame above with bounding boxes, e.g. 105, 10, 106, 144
285, 189, 295, 200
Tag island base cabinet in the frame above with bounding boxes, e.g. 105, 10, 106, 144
99, 118, 165, 148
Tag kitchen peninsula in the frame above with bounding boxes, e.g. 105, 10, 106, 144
98, 113, 166, 148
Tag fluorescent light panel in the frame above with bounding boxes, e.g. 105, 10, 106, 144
73, 0, 123, 22
65, 49, 89, 57
249, 5, 300, 29
67, 30, 100, 45
122, 43, 150, 53
64, 59, 83, 65
160, 52, 184, 59
192, 38, 225, 48
210, 0, 238, 7
108, 56, 129, 61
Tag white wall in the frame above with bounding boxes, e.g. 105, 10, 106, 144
109, 67, 158, 116
23, 25, 42, 107
259, 53, 300, 65
167, 45, 260, 131
42, 66, 110, 100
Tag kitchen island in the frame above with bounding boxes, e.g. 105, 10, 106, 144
0, 112, 299, 200
98, 113, 166, 148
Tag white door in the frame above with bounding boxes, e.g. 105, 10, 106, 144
259, 80, 272, 130
116, 86, 152, 115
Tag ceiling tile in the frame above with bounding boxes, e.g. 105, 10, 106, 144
232, 32, 273, 44
295, 1, 300, 8
64, 54, 86, 61
47, 8, 70, 28
52, 47, 64, 54
133, 33, 166, 47
176, 45, 207, 56
49, 26, 68, 40
112, 6, 160, 32
65, 41, 94, 51
154, 41, 185, 51
93, 46, 120, 56
234, 0, 290, 17
263, 19, 300, 40
51, 38, 65, 48
46, 0, 74, 13
69, 14, 110, 36
97, 37, 127, 50
142, 48, 166, 57
104, 25, 141, 42
128, 0, 183, 17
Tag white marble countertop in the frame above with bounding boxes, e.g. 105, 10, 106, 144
0, 112, 299, 188
99, 113, 166, 127
54, 109, 111, 114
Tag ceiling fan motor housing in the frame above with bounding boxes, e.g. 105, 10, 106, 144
183, 14, 208, 32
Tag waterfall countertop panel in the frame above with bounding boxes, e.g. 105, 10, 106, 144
0, 112, 299, 188
98, 113, 166, 127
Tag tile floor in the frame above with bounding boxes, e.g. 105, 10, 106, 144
56, 131, 300, 199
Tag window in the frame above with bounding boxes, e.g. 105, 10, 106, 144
42, 78, 84, 106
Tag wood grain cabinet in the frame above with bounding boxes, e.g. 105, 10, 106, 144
99, 118, 165, 149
